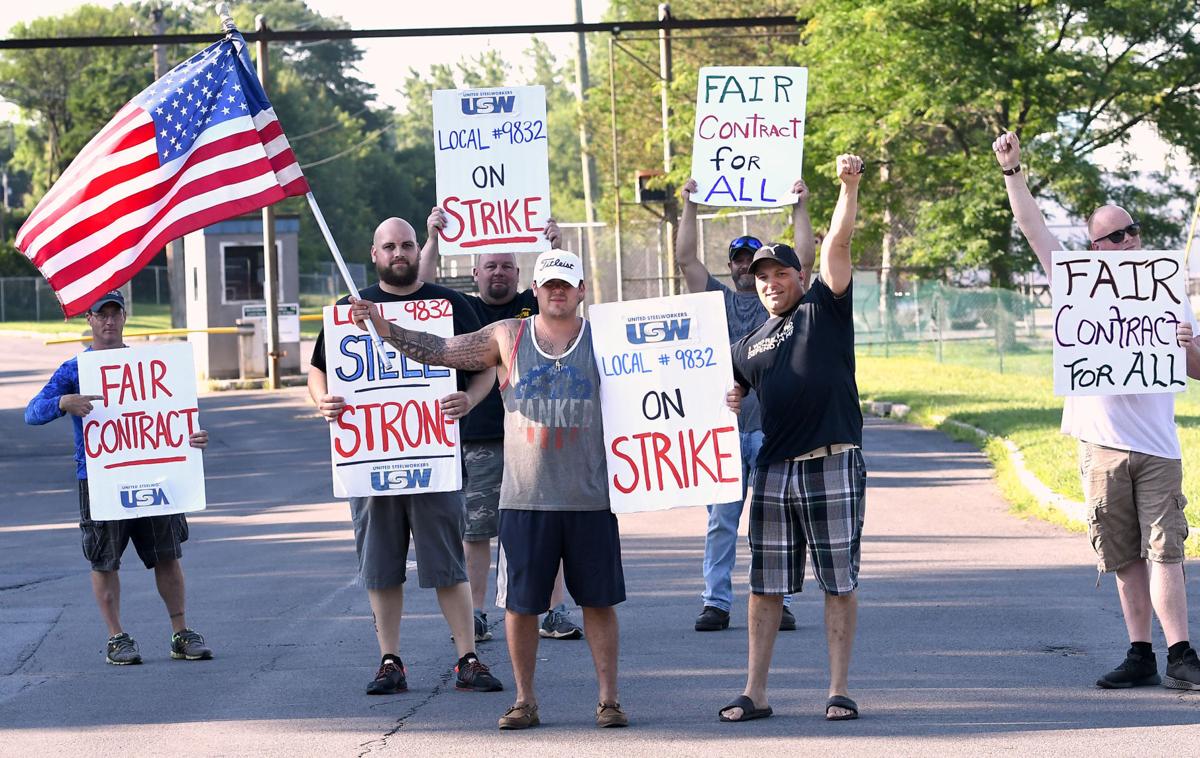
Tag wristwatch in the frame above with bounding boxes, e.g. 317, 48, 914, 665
1002, 164, 1021, 176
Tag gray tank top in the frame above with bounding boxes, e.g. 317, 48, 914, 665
498, 317, 610, 511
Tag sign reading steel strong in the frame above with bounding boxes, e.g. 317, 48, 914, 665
1051, 249, 1189, 396
78, 342, 206, 521
590, 291, 742, 513
323, 302, 463, 497
690, 66, 807, 208
433, 85, 552, 255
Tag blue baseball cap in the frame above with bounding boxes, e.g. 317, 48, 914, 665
88, 291, 125, 313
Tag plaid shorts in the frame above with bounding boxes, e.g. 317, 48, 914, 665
748, 449, 867, 596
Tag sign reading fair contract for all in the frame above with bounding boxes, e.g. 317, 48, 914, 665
590, 291, 742, 513
323, 301, 462, 497
78, 343, 206, 521
690, 66, 807, 208
433, 85, 551, 255
1051, 250, 1190, 396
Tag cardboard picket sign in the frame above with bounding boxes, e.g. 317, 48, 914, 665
1051, 249, 1191, 395
77, 342, 206, 521
323, 301, 462, 497
589, 291, 743, 512
690, 66, 807, 208
432, 85, 552, 255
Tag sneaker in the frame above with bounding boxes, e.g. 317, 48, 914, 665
596, 701, 629, 728
456, 657, 504, 692
1096, 646, 1161, 689
498, 702, 540, 730
694, 606, 730, 632
106, 632, 142, 665
169, 628, 213, 661
475, 610, 493, 642
779, 606, 797, 632
540, 604, 583, 640
366, 658, 408, 695
1164, 647, 1200, 690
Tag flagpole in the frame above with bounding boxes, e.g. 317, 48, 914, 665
305, 192, 394, 370
1186, 191, 1200, 267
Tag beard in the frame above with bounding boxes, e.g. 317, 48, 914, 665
378, 260, 417, 288
485, 280, 515, 301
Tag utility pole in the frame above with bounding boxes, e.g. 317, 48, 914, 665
574, 0, 602, 302
256, 15, 281, 389
658, 3, 677, 295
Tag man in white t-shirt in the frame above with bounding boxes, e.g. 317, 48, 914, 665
995, 131, 1200, 690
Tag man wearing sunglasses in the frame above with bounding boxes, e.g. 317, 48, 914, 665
677, 177, 816, 634
994, 130, 1200, 691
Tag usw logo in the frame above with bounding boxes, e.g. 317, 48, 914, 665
371, 468, 433, 492
120, 487, 170, 509
461, 94, 516, 116
626, 318, 692, 345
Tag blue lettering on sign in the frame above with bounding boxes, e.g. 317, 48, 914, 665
626, 318, 692, 345
120, 487, 171, 509
461, 94, 517, 116
370, 468, 434, 491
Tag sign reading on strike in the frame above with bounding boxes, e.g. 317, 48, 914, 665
323, 301, 462, 497
433, 85, 552, 255
590, 291, 742, 513
690, 66, 807, 208
78, 342, 206, 521
1051, 250, 1191, 395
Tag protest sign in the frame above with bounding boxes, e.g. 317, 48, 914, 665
323, 301, 462, 497
78, 342, 206, 521
433, 85, 552, 255
690, 66, 807, 208
1051, 250, 1189, 395
590, 291, 742, 513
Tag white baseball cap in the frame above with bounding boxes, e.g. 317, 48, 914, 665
533, 250, 584, 287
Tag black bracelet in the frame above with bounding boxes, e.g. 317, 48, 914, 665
1002, 164, 1021, 176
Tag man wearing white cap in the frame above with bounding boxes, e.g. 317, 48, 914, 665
350, 249, 628, 731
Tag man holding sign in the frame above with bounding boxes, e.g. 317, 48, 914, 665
995, 131, 1200, 690
25, 291, 212, 667
308, 217, 504, 696
350, 250, 628, 730
676, 177, 815, 634
720, 155, 867, 723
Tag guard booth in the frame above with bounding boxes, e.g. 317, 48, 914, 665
183, 214, 301, 380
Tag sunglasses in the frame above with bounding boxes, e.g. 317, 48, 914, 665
728, 236, 763, 256
1092, 222, 1140, 245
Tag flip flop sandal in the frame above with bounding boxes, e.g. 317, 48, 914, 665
825, 695, 859, 721
718, 694, 773, 722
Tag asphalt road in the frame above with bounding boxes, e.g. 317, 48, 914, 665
0, 333, 1197, 756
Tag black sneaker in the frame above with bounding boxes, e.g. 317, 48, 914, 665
475, 610, 493, 642
170, 628, 213, 660
106, 632, 142, 665
1097, 646, 1161, 689
695, 606, 730, 632
1164, 647, 1200, 690
779, 607, 797, 632
456, 657, 504, 692
367, 658, 408, 695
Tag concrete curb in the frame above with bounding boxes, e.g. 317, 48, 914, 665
863, 400, 1089, 527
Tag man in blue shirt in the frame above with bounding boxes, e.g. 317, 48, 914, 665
25, 291, 212, 666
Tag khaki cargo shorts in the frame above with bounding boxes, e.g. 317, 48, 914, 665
1079, 441, 1190, 572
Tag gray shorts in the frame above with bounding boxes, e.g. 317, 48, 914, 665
464, 440, 503, 542
349, 491, 468, 590
78, 479, 187, 572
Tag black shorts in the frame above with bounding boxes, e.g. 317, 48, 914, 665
497, 509, 625, 615
78, 480, 188, 572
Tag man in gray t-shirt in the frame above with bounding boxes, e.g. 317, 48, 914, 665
677, 176, 816, 633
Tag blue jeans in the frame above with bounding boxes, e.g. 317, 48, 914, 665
701, 430, 791, 612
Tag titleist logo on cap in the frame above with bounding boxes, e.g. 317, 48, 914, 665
538, 256, 578, 271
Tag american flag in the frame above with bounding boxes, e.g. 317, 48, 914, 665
16, 31, 309, 317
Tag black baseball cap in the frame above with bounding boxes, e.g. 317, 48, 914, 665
749, 243, 803, 273
728, 235, 763, 260
88, 291, 125, 313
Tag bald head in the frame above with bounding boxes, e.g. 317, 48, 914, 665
474, 252, 520, 305
371, 217, 420, 288
1087, 205, 1140, 250
373, 217, 416, 248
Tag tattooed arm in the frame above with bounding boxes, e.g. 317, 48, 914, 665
349, 297, 508, 371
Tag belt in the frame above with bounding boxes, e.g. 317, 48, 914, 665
789, 443, 859, 462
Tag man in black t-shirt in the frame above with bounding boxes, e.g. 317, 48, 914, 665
718, 155, 867, 725
307, 216, 505, 697
418, 209, 584, 643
